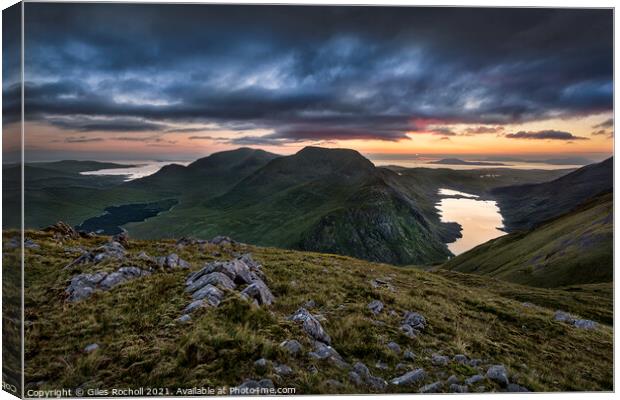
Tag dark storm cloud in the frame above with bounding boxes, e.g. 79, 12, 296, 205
14, 4, 613, 142
463, 126, 504, 135
593, 118, 613, 129
505, 130, 589, 141
62, 136, 105, 143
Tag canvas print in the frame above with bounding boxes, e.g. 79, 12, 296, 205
2, 2, 614, 396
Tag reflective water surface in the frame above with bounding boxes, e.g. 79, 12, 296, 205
436, 188, 506, 256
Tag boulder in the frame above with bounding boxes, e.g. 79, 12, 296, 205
44, 221, 79, 239
209, 236, 235, 246
84, 343, 99, 353
432, 354, 449, 366
449, 384, 468, 393
390, 369, 426, 386
309, 342, 348, 369
274, 364, 293, 376
486, 365, 509, 387
419, 381, 443, 393
112, 229, 129, 247
254, 358, 269, 370
186, 272, 236, 293
573, 319, 597, 330
387, 342, 401, 354
368, 300, 384, 315
465, 374, 485, 385
240, 278, 275, 306
280, 339, 303, 355
554, 310, 573, 322
446, 375, 459, 385
453, 354, 468, 364
288, 307, 331, 344
403, 350, 416, 361
402, 311, 426, 330
192, 284, 224, 306
183, 300, 206, 314
177, 314, 191, 323
506, 383, 530, 392
348, 371, 363, 386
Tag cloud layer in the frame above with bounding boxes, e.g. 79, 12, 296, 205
6, 4, 613, 145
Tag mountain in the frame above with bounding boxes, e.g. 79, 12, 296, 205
17, 227, 612, 392
189, 146, 455, 265
441, 192, 612, 288
493, 157, 612, 231
429, 158, 507, 166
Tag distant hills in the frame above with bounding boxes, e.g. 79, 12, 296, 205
493, 157, 613, 231
442, 191, 612, 288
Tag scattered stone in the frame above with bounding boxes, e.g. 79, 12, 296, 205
176, 237, 206, 247
453, 354, 468, 364
183, 299, 206, 314
24, 239, 40, 249
156, 253, 190, 269
308, 342, 348, 369
348, 371, 363, 386
390, 369, 426, 386
375, 362, 389, 370
486, 365, 509, 387
240, 279, 275, 306
84, 343, 99, 353
66, 266, 149, 301
323, 380, 344, 390
432, 354, 449, 366
446, 375, 459, 385
367, 300, 384, 315
280, 339, 302, 355
351, 362, 386, 391
468, 358, 482, 367
186, 271, 236, 293
419, 381, 443, 393
465, 374, 485, 385
254, 358, 269, 369
395, 363, 409, 371
370, 278, 393, 291
288, 307, 331, 344
303, 299, 317, 308
476, 385, 487, 393
554, 310, 572, 322
112, 229, 129, 247
449, 384, 468, 393
506, 383, 530, 392
352, 362, 371, 379
192, 284, 224, 306
177, 314, 191, 323
236, 379, 274, 393
573, 319, 597, 330
274, 364, 293, 376
402, 312, 426, 330
209, 236, 235, 246
403, 350, 415, 361
400, 324, 418, 339
387, 342, 401, 354
44, 221, 79, 239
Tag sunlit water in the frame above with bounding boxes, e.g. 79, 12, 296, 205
371, 157, 582, 170
436, 188, 506, 256
80, 160, 191, 181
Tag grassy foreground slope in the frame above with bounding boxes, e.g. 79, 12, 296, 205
442, 192, 612, 288
18, 229, 612, 393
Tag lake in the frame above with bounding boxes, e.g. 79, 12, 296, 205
80, 160, 191, 181
436, 188, 506, 255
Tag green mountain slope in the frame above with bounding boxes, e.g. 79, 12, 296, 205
493, 157, 612, 231
17, 229, 612, 393
441, 192, 613, 288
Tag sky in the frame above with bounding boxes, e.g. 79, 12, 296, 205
2, 4, 614, 161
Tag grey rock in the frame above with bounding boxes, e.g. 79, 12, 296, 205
209, 236, 235, 246
486, 365, 509, 387
432, 354, 449, 366
366, 376, 388, 391
400, 324, 418, 338
468, 358, 482, 367
186, 272, 236, 293
402, 311, 426, 330
419, 381, 443, 393
177, 314, 191, 323
84, 343, 99, 353
506, 383, 530, 392
375, 362, 389, 370
254, 358, 269, 369
240, 278, 275, 306
303, 299, 317, 308
395, 363, 409, 371
387, 342, 401, 354
476, 385, 487, 393
99, 272, 126, 289
348, 371, 363, 386
403, 350, 415, 361
390, 369, 426, 386
309, 342, 348, 369
453, 354, 468, 364
192, 284, 224, 306
183, 299, 205, 314
323, 379, 344, 390
24, 239, 40, 249
465, 374, 485, 385
449, 384, 468, 393
280, 339, 302, 355
274, 364, 293, 376
370, 278, 393, 291
288, 307, 331, 344
573, 319, 597, 330
554, 310, 573, 322
367, 300, 384, 315
257, 379, 274, 389
352, 362, 371, 379
446, 375, 460, 385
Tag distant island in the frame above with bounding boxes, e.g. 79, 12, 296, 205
429, 158, 507, 166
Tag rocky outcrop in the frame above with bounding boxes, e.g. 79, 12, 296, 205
66, 265, 150, 301
44, 221, 79, 239
400, 311, 426, 338
288, 307, 331, 344
368, 300, 384, 315
390, 369, 426, 386
64, 241, 126, 269
554, 310, 597, 330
